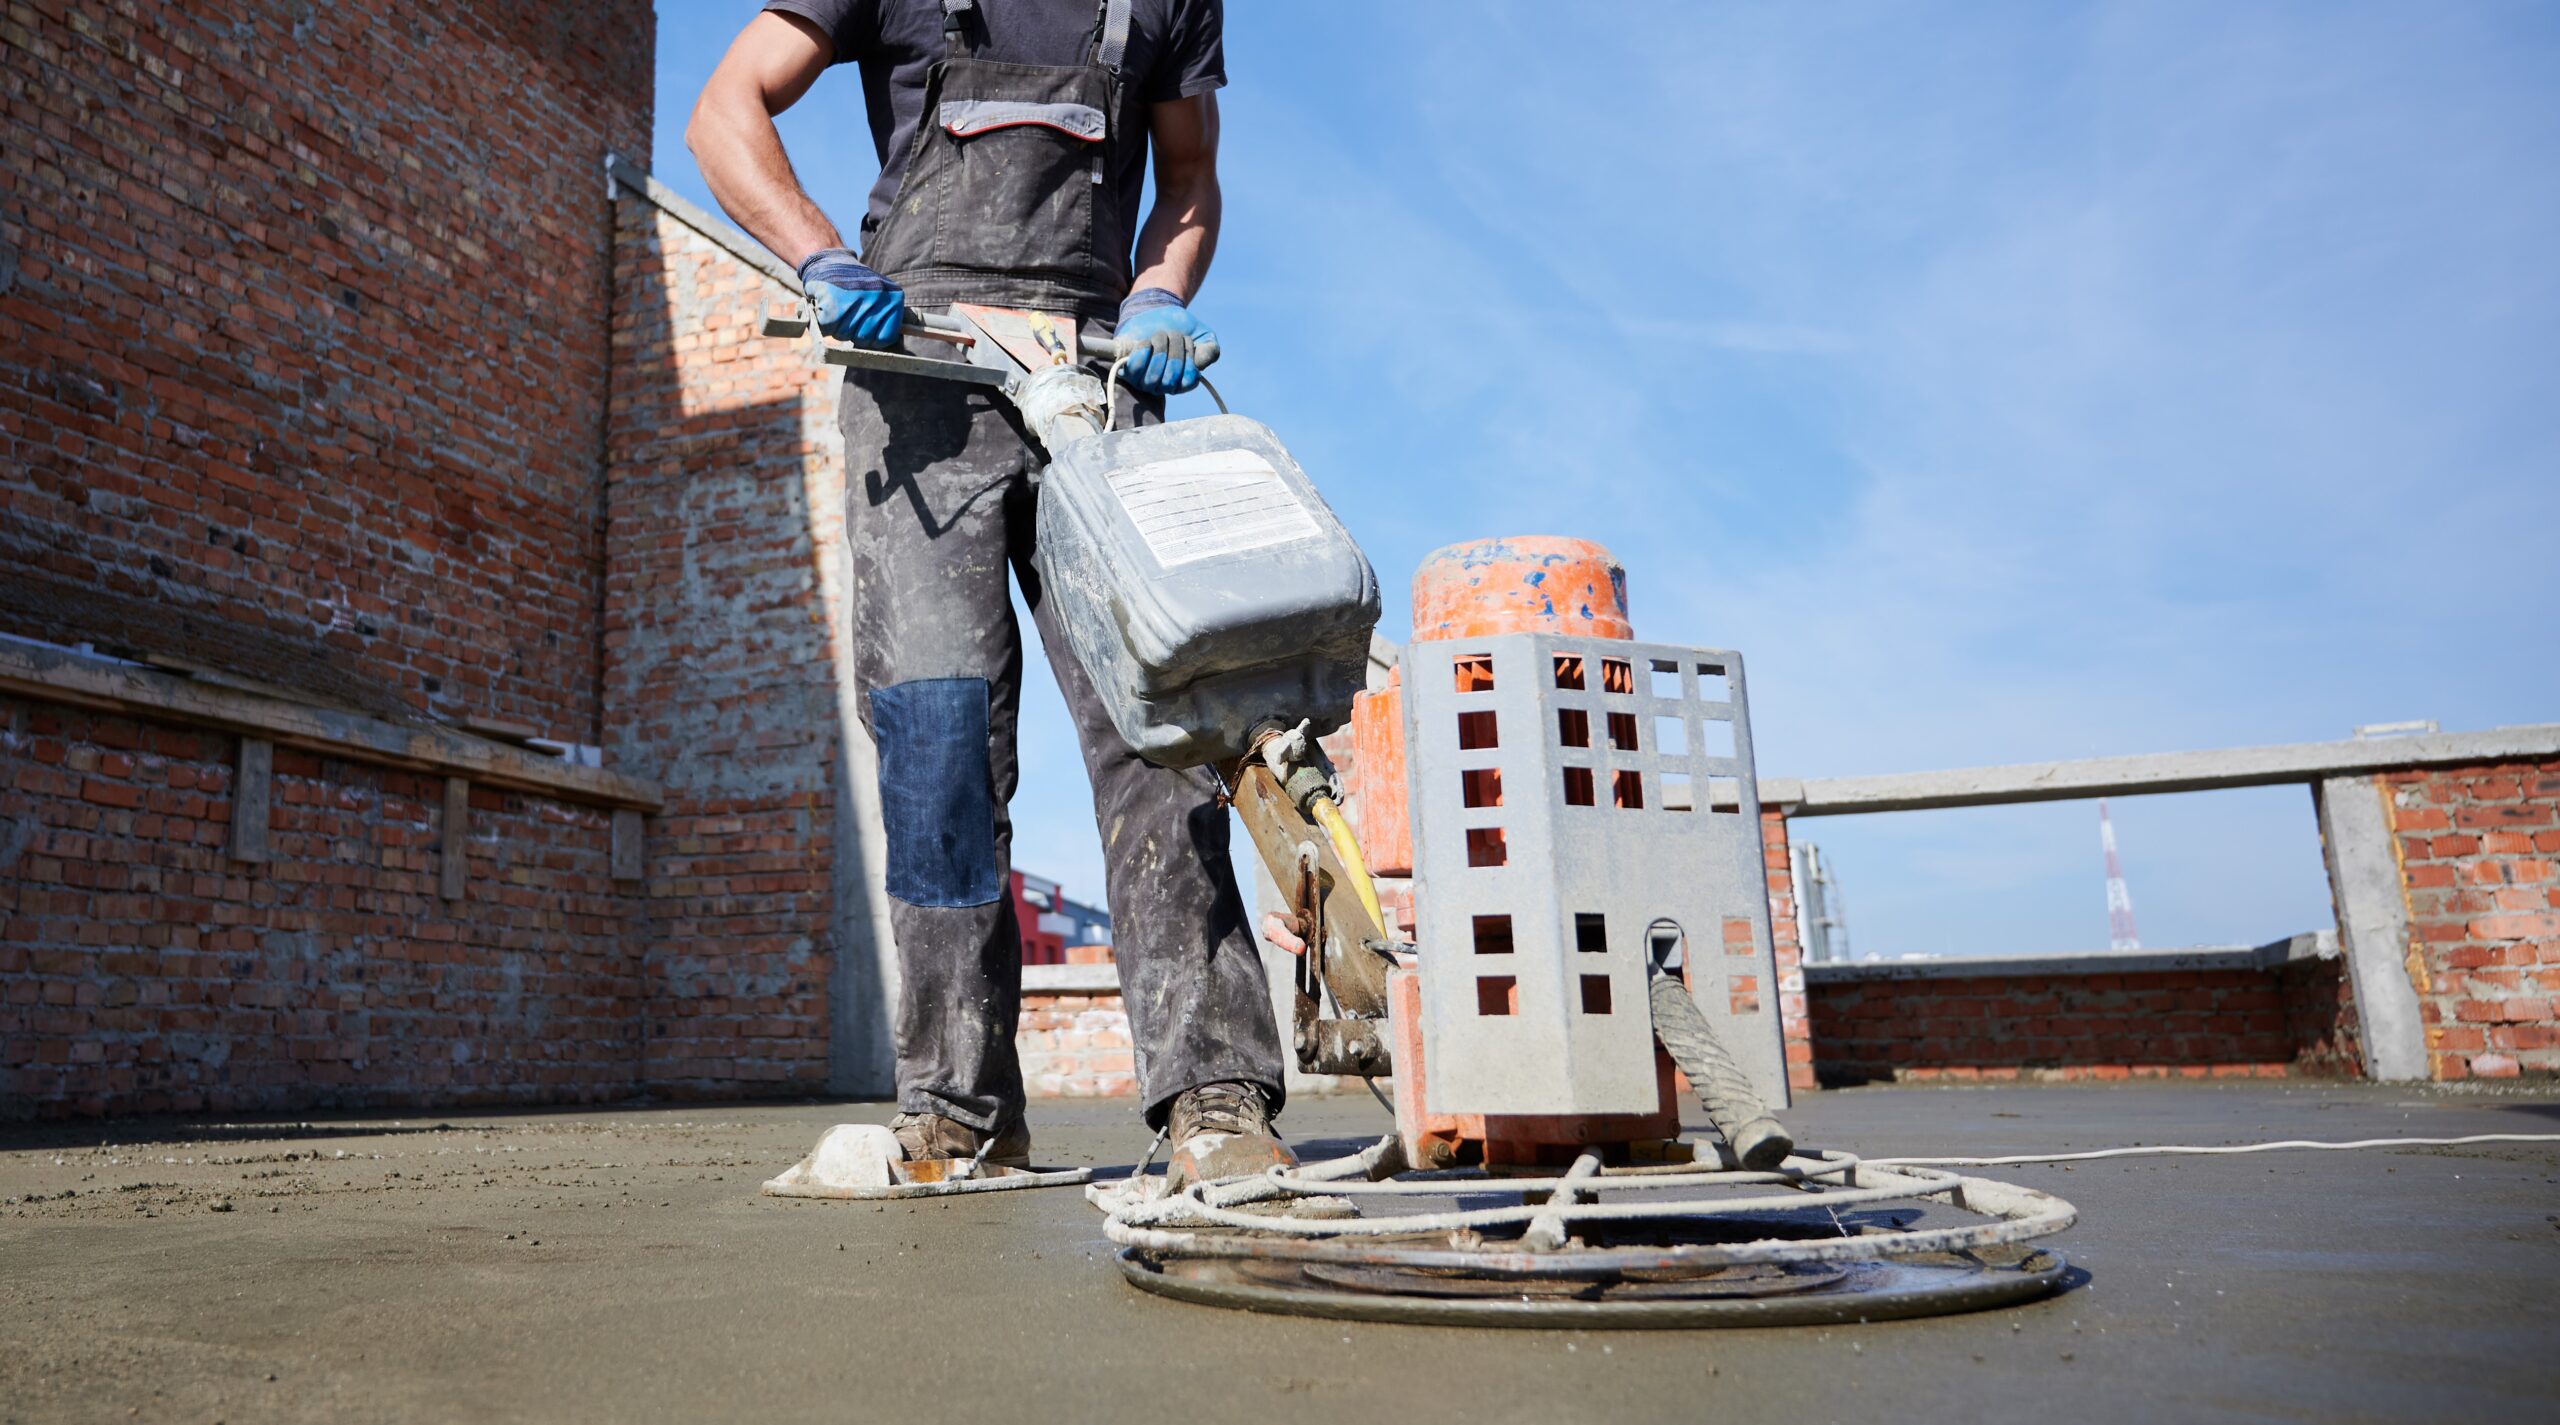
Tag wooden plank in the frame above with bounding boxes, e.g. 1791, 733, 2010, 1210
458, 714, 540, 745
229, 737, 272, 863
144, 653, 373, 715
0, 641, 660, 812
611, 808, 644, 881
441, 777, 470, 902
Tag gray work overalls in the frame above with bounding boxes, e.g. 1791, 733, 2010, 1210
839, 0, 1282, 1133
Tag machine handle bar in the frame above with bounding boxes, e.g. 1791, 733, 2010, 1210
903, 309, 1121, 363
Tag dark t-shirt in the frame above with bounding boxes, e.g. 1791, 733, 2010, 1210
764, 0, 1224, 262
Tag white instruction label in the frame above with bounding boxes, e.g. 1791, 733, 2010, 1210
1105, 448, 1325, 568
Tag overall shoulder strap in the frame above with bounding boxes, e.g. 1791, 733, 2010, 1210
942, 0, 977, 56
1095, 0, 1132, 76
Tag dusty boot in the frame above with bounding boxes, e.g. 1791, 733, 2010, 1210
890, 1111, 1032, 1168
1157, 1082, 1356, 1218
1161, 1081, 1294, 1193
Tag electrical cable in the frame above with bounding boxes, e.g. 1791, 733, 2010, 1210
1104, 356, 1228, 431
1865, 1132, 2560, 1168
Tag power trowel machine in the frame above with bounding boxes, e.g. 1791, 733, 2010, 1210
759, 304, 2080, 1328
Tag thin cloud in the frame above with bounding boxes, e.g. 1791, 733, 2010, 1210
653, 3, 2558, 956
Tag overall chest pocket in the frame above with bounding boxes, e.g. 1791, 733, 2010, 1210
933, 99, 1105, 278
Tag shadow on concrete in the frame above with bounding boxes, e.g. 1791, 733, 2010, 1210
0, 1093, 901, 1151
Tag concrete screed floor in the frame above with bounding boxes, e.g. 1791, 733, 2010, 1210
2, 1081, 2555, 1424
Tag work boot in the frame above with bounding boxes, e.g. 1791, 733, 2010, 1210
1161, 1080, 1294, 1193
889, 1111, 1031, 1168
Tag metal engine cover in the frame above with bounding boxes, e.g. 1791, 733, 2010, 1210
1401, 634, 1791, 1116
1035, 414, 1379, 769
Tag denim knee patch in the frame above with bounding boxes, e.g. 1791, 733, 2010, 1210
873, 677, 1001, 907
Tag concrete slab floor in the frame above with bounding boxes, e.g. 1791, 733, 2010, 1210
2, 1081, 2555, 1424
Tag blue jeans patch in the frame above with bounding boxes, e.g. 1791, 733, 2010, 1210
873, 677, 1000, 907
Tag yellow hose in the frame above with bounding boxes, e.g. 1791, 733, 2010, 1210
1308, 794, 1385, 933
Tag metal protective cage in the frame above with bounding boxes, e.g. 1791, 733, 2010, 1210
1401, 634, 1790, 1116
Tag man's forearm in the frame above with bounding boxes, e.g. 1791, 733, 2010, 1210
685, 13, 844, 269
1130, 171, 1221, 302
687, 92, 844, 269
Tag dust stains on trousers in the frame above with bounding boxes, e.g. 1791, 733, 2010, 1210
840, 332, 1283, 1132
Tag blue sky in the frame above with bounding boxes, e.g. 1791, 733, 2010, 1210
652, 2, 2559, 958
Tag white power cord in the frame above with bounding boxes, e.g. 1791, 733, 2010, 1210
1334, 1052, 2560, 1169
1102, 352, 1226, 431
1867, 1133, 2560, 1169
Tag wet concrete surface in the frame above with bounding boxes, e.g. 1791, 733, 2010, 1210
3, 1080, 2556, 1423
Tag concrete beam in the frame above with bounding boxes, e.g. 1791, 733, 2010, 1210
2315, 775, 2430, 1081
0, 641, 662, 813
604, 153, 798, 293
1022, 963, 1121, 995
1766, 724, 2560, 816
826, 615, 900, 1099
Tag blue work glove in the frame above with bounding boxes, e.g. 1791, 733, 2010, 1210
796, 246, 905, 349
1113, 287, 1219, 395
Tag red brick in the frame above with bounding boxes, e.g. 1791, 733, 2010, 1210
2471, 913, 2560, 942
79, 779, 143, 810
2457, 806, 2551, 830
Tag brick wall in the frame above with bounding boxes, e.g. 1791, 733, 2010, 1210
1806, 956, 2357, 1085
0, 0, 680, 1121
1, 0, 652, 736
1018, 993, 1137, 1098
2283, 950, 2363, 1077
600, 196, 867, 1101
2383, 758, 2560, 1079
0, 698, 642, 1116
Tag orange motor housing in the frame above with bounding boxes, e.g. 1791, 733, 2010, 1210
1345, 537, 1633, 877
1346, 537, 1700, 1166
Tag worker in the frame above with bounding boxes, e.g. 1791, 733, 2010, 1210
688, 0, 1287, 1190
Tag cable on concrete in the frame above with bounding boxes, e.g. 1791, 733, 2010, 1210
1866, 1132, 2560, 1168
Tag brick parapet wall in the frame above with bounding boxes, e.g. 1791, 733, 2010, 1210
601, 199, 849, 1099
1805, 958, 2358, 1085
2282, 952, 2363, 1077
0, 697, 643, 1118
1018, 992, 1137, 1099
2382, 758, 2560, 1079
0, 0, 653, 735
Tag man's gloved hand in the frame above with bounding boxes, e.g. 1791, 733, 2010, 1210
1114, 287, 1219, 395
797, 246, 905, 350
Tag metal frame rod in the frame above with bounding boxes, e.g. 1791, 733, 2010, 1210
1521, 1150, 1605, 1251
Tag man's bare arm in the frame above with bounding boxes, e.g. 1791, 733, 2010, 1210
686, 12, 843, 269
1130, 93, 1221, 302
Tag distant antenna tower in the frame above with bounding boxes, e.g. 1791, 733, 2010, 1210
1788, 842, 1852, 964
2099, 798, 2139, 950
